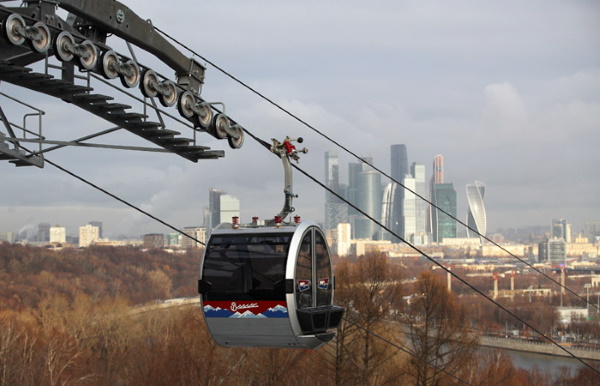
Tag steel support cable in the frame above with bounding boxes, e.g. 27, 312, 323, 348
43, 157, 206, 246
44, 152, 470, 383
154, 27, 597, 313
343, 317, 472, 385
241, 128, 599, 373
39, 135, 596, 374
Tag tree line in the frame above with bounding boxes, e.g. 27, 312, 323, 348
0, 243, 597, 385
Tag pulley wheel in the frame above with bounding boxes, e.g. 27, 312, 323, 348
192, 102, 213, 129
140, 70, 159, 98
159, 81, 178, 107
177, 91, 195, 118
28, 22, 51, 53
120, 60, 140, 88
2, 13, 25, 46
78, 40, 98, 70
227, 125, 244, 149
53, 31, 75, 62
212, 113, 229, 139
101, 50, 119, 79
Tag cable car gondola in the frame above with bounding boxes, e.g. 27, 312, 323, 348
198, 137, 345, 349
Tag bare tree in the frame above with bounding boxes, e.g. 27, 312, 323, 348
336, 252, 405, 385
403, 271, 478, 385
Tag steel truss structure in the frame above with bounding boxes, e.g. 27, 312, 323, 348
0, 0, 245, 167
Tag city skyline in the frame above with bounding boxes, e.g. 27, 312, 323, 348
0, 1, 597, 238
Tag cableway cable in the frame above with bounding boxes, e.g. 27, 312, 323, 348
41, 136, 598, 376
155, 26, 597, 313
31, 28, 597, 376
40, 144, 475, 381
43, 155, 473, 383
243, 128, 600, 374
43, 157, 206, 246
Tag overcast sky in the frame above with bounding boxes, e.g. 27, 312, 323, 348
0, 0, 598, 239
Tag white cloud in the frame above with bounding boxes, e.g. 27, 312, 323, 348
0, 0, 598, 236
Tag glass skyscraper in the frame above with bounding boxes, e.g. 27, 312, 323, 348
347, 158, 381, 240
324, 151, 348, 231
466, 181, 487, 241
355, 167, 382, 239
431, 183, 457, 242
390, 144, 409, 242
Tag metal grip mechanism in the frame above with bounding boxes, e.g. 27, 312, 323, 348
269, 136, 308, 223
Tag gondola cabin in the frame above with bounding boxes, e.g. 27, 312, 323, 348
198, 219, 344, 349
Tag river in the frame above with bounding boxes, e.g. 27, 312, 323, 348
479, 347, 597, 378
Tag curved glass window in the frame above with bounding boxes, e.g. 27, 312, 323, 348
202, 233, 292, 301
295, 232, 313, 309
315, 231, 332, 306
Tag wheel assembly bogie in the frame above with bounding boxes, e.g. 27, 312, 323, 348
211, 113, 230, 139
227, 124, 245, 149
119, 60, 140, 88
27, 22, 51, 53
78, 40, 98, 70
0, 8, 245, 151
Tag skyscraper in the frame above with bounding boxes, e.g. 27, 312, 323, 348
428, 155, 444, 234
390, 144, 409, 242
391, 144, 409, 182
381, 182, 397, 241
432, 155, 443, 184
466, 181, 487, 241
347, 158, 382, 240
411, 162, 427, 241
402, 175, 416, 240
552, 218, 572, 243
324, 151, 348, 232
208, 188, 225, 229
208, 188, 240, 229
431, 183, 457, 242
355, 167, 382, 240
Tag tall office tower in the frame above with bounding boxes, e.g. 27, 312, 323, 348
381, 182, 397, 241
431, 183, 457, 242
390, 145, 409, 241
432, 155, 443, 184
325, 151, 340, 201
552, 218, 572, 243
89, 221, 103, 238
347, 158, 370, 237
391, 144, 409, 181
324, 151, 348, 231
403, 175, 416, 240
411, 163, 427, 238
427, 155, 444, 234
347, 159, 371, 212
466, 181, 487, 241
208, 188, 225, 228
354, 165, 382, 240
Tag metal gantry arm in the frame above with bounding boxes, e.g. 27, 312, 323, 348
57, 0, 205, 95
269, 136, 308, 223
0, 0, 246, 167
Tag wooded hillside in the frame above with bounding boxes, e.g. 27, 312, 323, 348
0, 243, 596, 385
